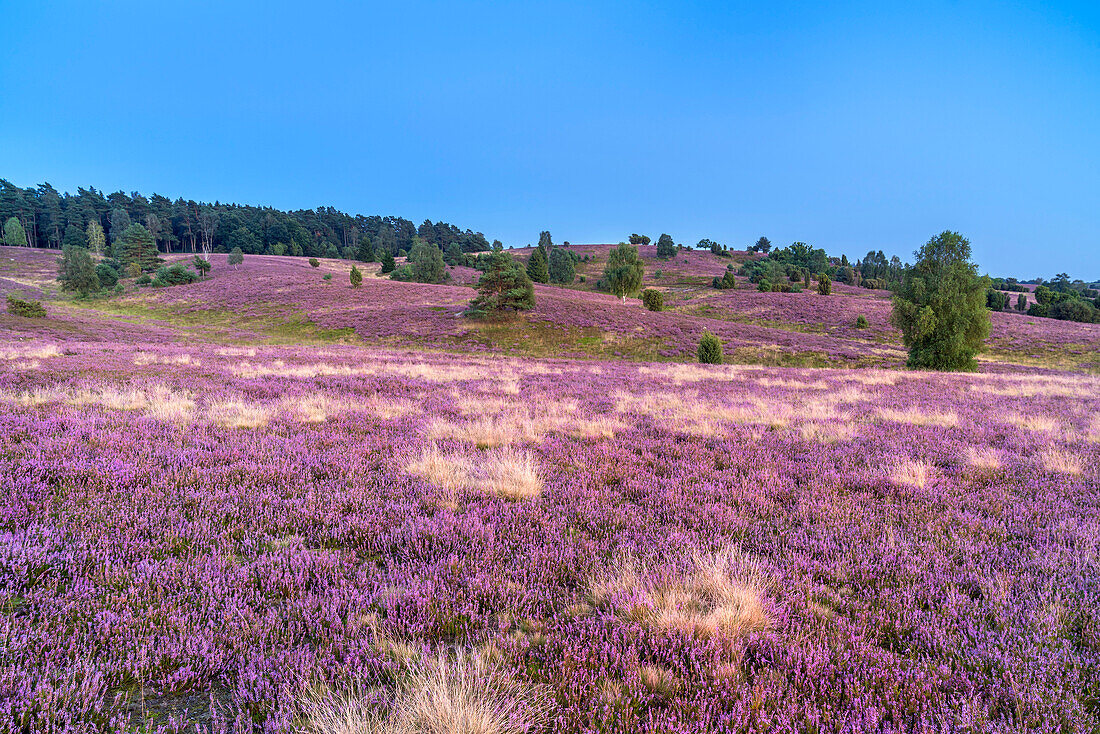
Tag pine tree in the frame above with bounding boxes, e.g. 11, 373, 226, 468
526, 246, 549, 283
468, 250, 534, 314
891, 231, 990, 371
380, 251, 396, 273
350, 265, 362, 287
62, 224, 87, 250
118, 224, 162, 273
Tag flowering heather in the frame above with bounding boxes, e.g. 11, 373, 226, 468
2, 335, 1099, 732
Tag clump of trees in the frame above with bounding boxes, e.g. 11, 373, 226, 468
467, 250, 535, 316
0, 178, 493, 262
390, 240, 450, 284
698, 332, 723, 364
749, 236, 771, 253
151, 263, 199, 288
599, 243, 645, 303
1024, 274, 1100, 323
629, 234, 650, 245
712, 268, 737, 290
891, 231, 990, 371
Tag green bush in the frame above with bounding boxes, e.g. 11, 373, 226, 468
641, 289, 664, 311
712, 271, 737, 290
757, 280, 771, 292
95, 262, 119, 289
322, 273, 333, 281
309, 258, 320, 268
136, 274, 152, 286
6, 294, 46, 318
350, 265, 363, 287
856, 315, 869, 328
697, 332, 723, 364
816, 273, 832, 295
151, 263, 199, 288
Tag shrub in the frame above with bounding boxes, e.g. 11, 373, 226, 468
192, 256, 212, 279
95, 262, 119, 289
350, 265, 362, 287
698, 332, 723, 364
6, 294, 46, 318
152, 263, 199, 288
136, 273, 152, 286
322, 273, 333, 281
856, 315, 869, 328
228, 247, 244, 268
656, 234, 676, 260
757, 280, 771, 292
641, 289, 664, 311
309, 258, 320, 268
654, 270, 663, 279
816, 273, 831, 295
712, 271, 737, 290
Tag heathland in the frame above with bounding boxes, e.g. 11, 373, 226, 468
1, 243, 1098, 732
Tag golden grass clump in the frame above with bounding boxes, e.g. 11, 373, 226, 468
589, 547, 768, 641
965, 446, 1002, 471
799, 421, 857, 443
877, 407, 959, 428
133, 352, 199, 366
889, 459, 935, 489
206, 399, 274, 429
1040, 449, 1083, 476
299, 651, 550, 734
426, 414, 544, 448
0, 344, 62, 361
405, 445, 543, 500
1005, 413, 1059, 432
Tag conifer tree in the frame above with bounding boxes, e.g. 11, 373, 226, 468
526, 246, 549, 283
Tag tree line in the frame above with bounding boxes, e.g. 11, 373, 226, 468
0, 178, 493, 260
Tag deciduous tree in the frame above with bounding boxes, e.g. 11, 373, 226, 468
890, 231, 990, 371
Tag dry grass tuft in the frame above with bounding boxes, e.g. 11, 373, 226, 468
1, 384, 197, 422
0, 344, 62, 361
877, 407, 959, 428
1005, 413, 1059, 433
889, 459, 935, 489
206, 399, 273, 429
406, 445, 543, 500
589, 547, 768, 641
427, 415, 543, 448
799, 421, 857, 443
1040, 449, 1083, 476
965, 447, 1002, 471
133, 352, 199, 366
299, 651, 550, 734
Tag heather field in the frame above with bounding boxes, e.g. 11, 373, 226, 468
2, 246, 1100, 733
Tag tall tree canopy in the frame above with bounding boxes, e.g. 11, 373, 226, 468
601, 243, 645, 302
891, 231, 990, 371
468, 250, 535, 315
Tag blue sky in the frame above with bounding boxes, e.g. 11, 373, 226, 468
1, 1, 1097, 277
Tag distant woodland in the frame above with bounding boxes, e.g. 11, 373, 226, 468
0, 179, 493, 259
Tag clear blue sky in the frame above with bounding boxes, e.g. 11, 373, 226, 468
1, 1, 1097, 277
